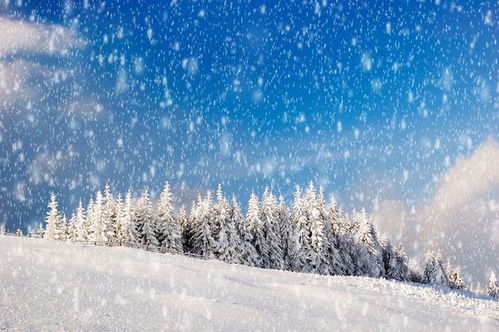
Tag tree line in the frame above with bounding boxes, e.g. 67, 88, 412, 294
39, 182, 498, 299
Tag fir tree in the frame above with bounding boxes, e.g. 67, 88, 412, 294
422, 251, 449, 287
36, 222, 44, 238
487, 272, 498, 299
289, 185, 309, 272
445, 262, 465, 290
214, 185, 240, 263
44, 192, 61, 240
276, 195, 292, 269
157, 182, 182, 253
117, 190, 139, 245
381, 238, 409, 281
177, 206, 190, 252
304, 183, 330, 274
89, 191, 107, 243
74, 200, 88, 242
135, 188, 160, 250
102, 183, 117, 244
260, 188, 285, 270
246, 192, 267, 268
190, 193, 217, 259
352, 209, 384, 278
232, 197, 260, 267
67, 213, 77, 241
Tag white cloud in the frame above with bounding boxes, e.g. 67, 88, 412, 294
0, 16, 83, 56
373, 138, 499, 282
0, 16, 84, 110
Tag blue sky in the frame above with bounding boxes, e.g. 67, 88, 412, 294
0, 1, 497, 279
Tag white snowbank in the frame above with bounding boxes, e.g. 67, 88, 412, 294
0, 236, 497, 331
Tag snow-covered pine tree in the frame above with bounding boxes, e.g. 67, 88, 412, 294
102, 183, 117, 244
317, 188, 343, 275
304, 183, 330, 275
135, 188, 160, 250
117, 190, 139, 245
177, 206, 189, 252
74, 200, 88, 242
422, 251, 449, 287
276, 195, 292, 269
36, 222, 44, 238
89, 191, 107, 243
157, 182, 182, 253
246, 192, 267, 268
190, 193, 217, 259
232, 197, 260, 267
260, 188, 284, 270
487, 272, 498, 298
445, 262, 465, 290
352, 209, 384, 278
58, 214, 68, 241
214, 187, 241, 264
85, 198, 94, 240
381, 237, 409, 281
289, 185, 309, 272
67, 213, 77, 241
327, 200, 354, 275
44, 192, 61, 240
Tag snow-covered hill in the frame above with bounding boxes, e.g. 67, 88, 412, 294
1, 236, 497, 331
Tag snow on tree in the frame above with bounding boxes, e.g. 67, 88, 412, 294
381, 237, 409, 281
116, 190, 139, 245
190, 192, 217, 258
177, 206, 189, 252
445, 262, 465, 290
260, 188, 284, 270
214, 186, 241, 264
326, 201, 354, 276
276, 195, 292, 269
232, 197, 260, 267
44, 192, 62, 240
246, 192, 267, 268
157, 182, 182, 253
352, 209, 384, 278
74, 200, 88, 242
36, 222, 44, 238
102, 183, 118, 244
422, 251, 449, 287
58, 214, 68, 241
289, 185, 309, 272
487, 272, 498, 299
135, 188, 160, 250
88, 191, 107, 243
303, 183, 330, 274
67, 213, 77, 241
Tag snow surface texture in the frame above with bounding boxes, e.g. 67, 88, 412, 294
1, 236, 497, 331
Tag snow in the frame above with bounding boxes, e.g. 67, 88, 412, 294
1, 236, 497, 331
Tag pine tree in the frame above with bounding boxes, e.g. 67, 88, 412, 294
352, 209, 384, 278
190, 193, 217, 258
246, 192, 267, 268
327, 201, 353, 275
177, 206, 189, 252
304, 183, 330, 274
157, 182, 182, 253
135, 188, 160, 250
232, 197, 260, 267
213, 185, 238, 263
260, 188, 285, 270
289, 185, 309, 272
445, 262, 465, 290
85, 198, 94, 240
36, 222, 44, 238
381, 238, 409, 281
74, 200, 88, 242
102, 183, 117, 244
58, 214, 68, 241
67, 213, 77, 241
422, 251, 449, 287
44, 192, 61, 240
89, 191, 107, 243
487, 272, 498, 298
276, 195, 292, 269
117, 190, 139, 245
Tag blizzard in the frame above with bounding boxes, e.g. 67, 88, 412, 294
1, 236, 497, 331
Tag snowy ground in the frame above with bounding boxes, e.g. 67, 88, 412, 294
1, 236, 497, 331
